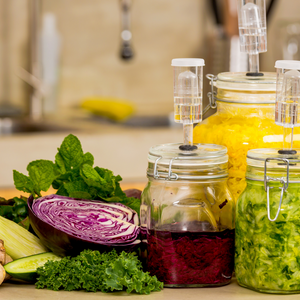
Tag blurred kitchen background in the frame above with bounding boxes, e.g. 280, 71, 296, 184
0, 0, 300, 189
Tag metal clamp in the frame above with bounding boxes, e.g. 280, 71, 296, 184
153, 156, 162, 179
264, 158, 290, 222
168, 158, 179, 180
153, 156, 179, 181
203, 74, 217, 115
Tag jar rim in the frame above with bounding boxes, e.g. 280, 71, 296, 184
247, 148, 300, 165
147, 143, 228, 180
148, 143, 228, 166
215, 72, 276, 93
246, 148, 300, 182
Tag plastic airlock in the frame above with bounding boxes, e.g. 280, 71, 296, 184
171, 58, 205, 146
237, 0, 267, 73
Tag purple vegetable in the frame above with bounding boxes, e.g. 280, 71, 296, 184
147, 227, 235, 286
28, 195, 140, 256
123, 189, 142, 200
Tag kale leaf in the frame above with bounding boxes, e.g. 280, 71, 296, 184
36, 249, 163, 294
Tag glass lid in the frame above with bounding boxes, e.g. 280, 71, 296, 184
215, 72, 276, 92
247, 148, 300, 169
148, 143, 228, 167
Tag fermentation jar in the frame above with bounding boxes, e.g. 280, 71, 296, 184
193, 72, 300, 201
140, 143, 235, 287
235, 148, 300, 294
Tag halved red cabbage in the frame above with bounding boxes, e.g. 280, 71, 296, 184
28, 195, 140, 256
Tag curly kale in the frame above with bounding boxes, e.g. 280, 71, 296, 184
35, 249, 163, 295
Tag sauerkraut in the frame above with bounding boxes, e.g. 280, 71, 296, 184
194, 104, 300, 201
235, 180, 300, 293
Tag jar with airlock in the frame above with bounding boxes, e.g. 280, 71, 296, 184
235, 148, 300, 293
193, 72, 300, 202
140, 143, 235, 287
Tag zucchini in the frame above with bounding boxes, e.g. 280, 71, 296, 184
4, 252, 62, 282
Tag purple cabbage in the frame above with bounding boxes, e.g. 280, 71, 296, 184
28, 195, 140, 256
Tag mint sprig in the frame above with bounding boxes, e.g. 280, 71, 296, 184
13, 134, 140, 214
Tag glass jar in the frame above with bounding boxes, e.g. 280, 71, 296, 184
140, 143, 235, 287
193, 72, 300, 201
235, 148, 300, 294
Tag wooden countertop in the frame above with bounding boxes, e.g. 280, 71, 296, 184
0, 182, 147, 200
2, 279, 300, 300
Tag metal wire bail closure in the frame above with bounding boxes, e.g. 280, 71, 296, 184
153, 156, 162, 179
264, 158, 290, 222
168, 158, 179, 181
203, 74, 217, 115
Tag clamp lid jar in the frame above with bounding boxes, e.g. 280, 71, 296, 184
147, 142, 228, 181
141, 143, 235, 287
194, 71, 300, 202
235, 148, 300, 294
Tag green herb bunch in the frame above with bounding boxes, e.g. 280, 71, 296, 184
13, 134, 140, 213
0, 196, 30, 229
36, 249, 163, 294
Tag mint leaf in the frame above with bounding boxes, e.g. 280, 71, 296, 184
81, 164, 102, 182
68, 191, 93, 199
63, 179, 91, 198
58, 134, 84, 170
27, 160, 57, 194
13, 170, 35, 195
55, 184, 69, 196
55, 152, 66, 174
83, 152, 94, 166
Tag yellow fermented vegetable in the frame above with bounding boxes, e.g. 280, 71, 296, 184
194, 103, 300, 201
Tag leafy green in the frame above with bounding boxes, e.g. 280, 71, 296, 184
235, 180, 300, 292
0, 196, 29, 229
13, 134, 140, 214
36, 249, 163, 294
13, 160, 57, 198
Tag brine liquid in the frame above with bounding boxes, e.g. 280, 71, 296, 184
146, 227, 235, 286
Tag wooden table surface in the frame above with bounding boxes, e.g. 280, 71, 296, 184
0, 182, 147, 200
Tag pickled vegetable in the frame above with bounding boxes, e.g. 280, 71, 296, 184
194, 103, 300, 201
235, 180, 300, 293
147, 224, 235, 286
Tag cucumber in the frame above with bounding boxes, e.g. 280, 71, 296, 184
4, 252, 62, 282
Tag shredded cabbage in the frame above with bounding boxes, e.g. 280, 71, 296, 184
194, 104, 300, 201
235, 180, 300, 292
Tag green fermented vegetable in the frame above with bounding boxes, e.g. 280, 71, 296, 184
235, 180, 300, 293
36, 249, 163, 294
13, 134, 140, 214
0, 216, 48, 260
